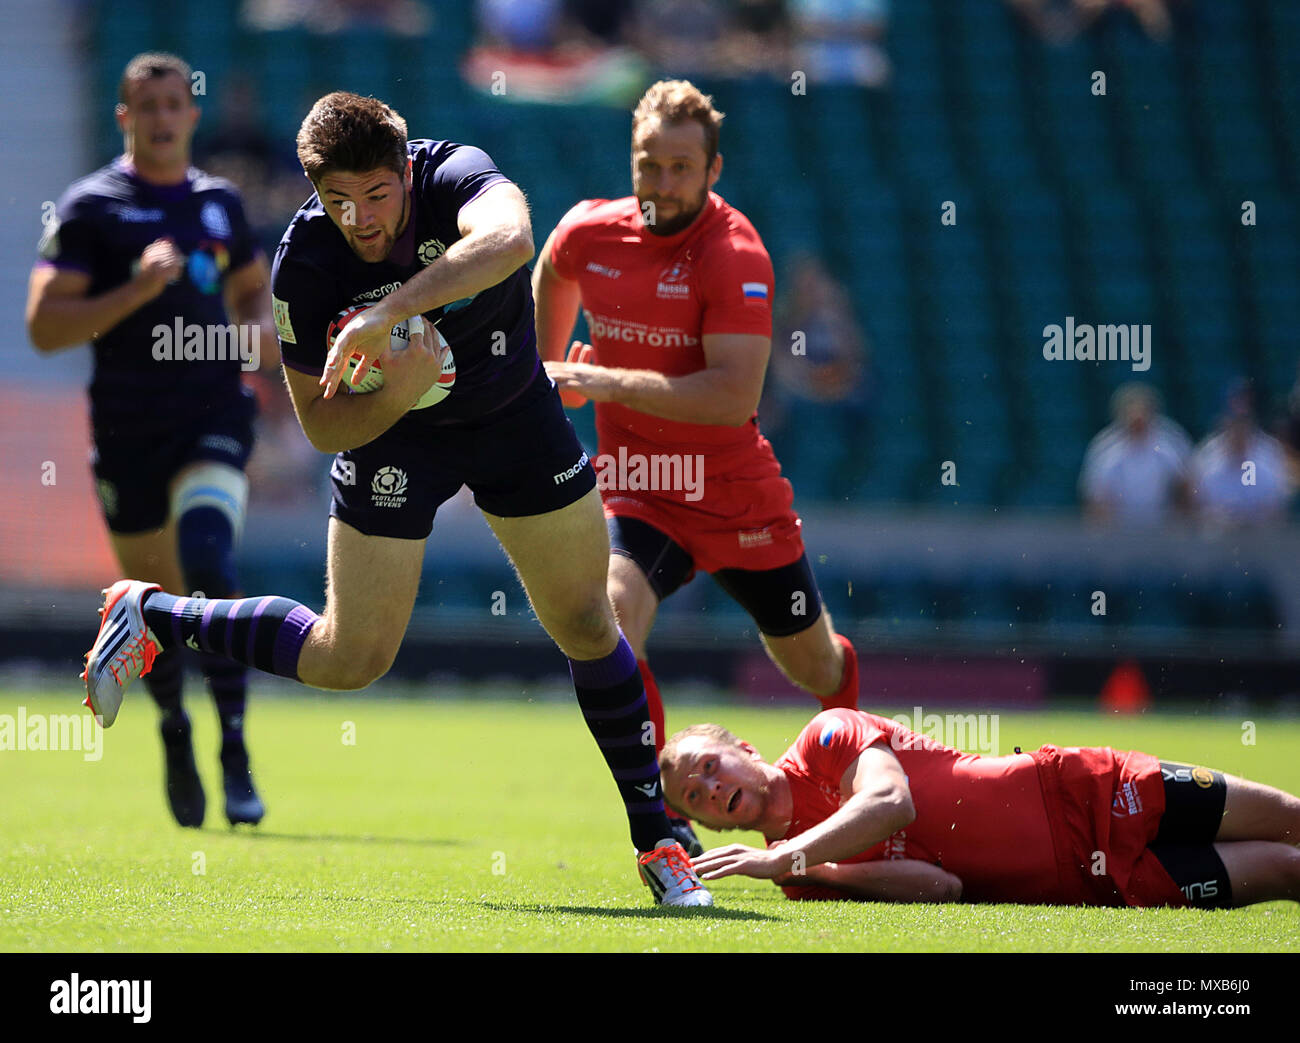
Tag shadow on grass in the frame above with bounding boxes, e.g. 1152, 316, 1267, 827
476, 901, 778, 921
241, 831, 463, 847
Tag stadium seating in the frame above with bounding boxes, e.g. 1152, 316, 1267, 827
75, 0, 1296, 643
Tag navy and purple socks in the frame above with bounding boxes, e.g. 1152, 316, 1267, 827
142, 591, 319, 680
569, 634, 676, 853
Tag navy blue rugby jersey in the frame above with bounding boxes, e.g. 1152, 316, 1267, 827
271, 139, 539, 429
38, 157, 261, 433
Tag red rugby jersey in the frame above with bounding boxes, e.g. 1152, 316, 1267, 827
548, 192, 775, 465
773, 709, 1175, 905
775, 710, 1063, 904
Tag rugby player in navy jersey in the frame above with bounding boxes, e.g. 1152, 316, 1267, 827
81, 91, 711, 905
27, 53, 277, 829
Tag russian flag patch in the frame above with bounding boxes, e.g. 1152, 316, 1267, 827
742, 282, 769, 300
819, 720, 842, 747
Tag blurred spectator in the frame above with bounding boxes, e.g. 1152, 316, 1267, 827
761, 253, 871, 499
242, 0, 432, 36
465, 0, 648, 104
1079, 383, 1192, 525
476, 0, 566, 51
1008, 0, 1104, 43
539, 0, 792, 81
1191, 380, 1292, 529
637, 0, 731, 76
1009, 0, 1175, 45
1112, 0, 1176, 41
566, 0, 639, 46
789, 0, 890, 88
723, 0, 792, 75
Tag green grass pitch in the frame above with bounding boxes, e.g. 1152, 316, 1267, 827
1, 685, 1296, 952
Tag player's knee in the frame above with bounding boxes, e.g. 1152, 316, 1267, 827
326, 656, 394, 691
771, 638, 840, 696
803, 655, 844, 697
318, 635, 398, 691
553, 596, 618, 658
175, 468, 245, 598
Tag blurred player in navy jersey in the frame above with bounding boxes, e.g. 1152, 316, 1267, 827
81, 91, 711, 905
27, 53, 278, 828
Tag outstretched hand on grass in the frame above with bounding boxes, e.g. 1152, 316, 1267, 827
693, 843, 790, 881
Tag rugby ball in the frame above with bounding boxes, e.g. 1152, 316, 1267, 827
325, 304, 456, 409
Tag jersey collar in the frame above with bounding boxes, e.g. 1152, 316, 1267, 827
115, 155, 195, 201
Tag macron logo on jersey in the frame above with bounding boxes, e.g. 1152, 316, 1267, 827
742, 282, 769, 301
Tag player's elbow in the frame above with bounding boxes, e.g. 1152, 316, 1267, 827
503, 226, 534, 268
26, 302, 61, 352
885, 785, 916, 832
720, 395, 759, 426
304, 424, 352, 455
297, 412, 346, 455
27, 322, 55, 353
305, 432, 341, 455
28, 319, 67, 354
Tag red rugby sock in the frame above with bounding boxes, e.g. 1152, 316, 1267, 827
640, 658, 690, 822
818, 634, 860, 711
639, 658, 667, 754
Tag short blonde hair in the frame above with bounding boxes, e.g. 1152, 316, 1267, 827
660, 723, 745, 816
632, 79, 725, 162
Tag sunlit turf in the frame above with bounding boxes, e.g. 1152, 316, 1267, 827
1, 685, 1296, 952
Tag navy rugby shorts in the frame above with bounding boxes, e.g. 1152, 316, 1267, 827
91, 387, 256, 534
330, 368, 597, 540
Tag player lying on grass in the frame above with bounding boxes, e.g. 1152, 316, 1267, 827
659, 709, 1300, 907
80, 91, 710, 906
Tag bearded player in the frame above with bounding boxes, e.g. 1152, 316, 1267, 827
27, 53, 277, 828
533, 80, 860, 856
81, 91, 711, 906
659, 710, 1300, 908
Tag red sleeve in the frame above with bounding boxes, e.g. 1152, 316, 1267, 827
547, 200, 605, 281
698, 225, 774, 338
796, 709, 890, 796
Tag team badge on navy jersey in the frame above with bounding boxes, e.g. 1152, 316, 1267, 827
201, 200, 232, 239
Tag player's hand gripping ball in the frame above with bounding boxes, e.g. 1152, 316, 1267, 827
325, 304, 457, 409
